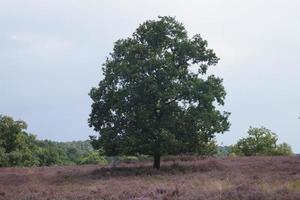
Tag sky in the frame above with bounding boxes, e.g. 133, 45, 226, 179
1, 0, 300, 152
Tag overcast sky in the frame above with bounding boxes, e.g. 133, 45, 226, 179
1, 0, 300, 152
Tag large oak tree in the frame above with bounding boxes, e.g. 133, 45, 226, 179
89, 16, 230, 169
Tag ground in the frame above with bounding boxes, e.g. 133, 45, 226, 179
0, 156, 300, 200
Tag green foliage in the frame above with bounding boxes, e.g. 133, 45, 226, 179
0, 147, 7, 166
231, 127, 293, 156
0, 115, 40, 167
197, 139, 218, 156
5, 150, 39, 167
274, 142, 293, 156
36, 140, 95, 165
37, 145, 62, 166
0, 114, 107, 167
78, 152, 107, 165
34, 140, 107, 166
89, 16, 230, 169
0, 115, 27, 153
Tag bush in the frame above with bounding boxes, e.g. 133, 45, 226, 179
5, 150, 40, 167
231, 127, 293, 156
78, 152, 107, 165
37, 146, 63, 166
274, 143, 293, 156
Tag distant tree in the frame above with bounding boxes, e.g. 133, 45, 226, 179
0, 115, 27, 153
274, 142, 293, 156
231, 127, 293, 156
0, 115, 40, 166
89, 16, 230, 169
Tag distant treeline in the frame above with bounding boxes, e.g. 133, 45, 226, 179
0, 115, 292, 167
0, 115, 107, 167
0, 136, 107, 167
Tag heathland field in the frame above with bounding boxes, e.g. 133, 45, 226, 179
0, 156, 300, 200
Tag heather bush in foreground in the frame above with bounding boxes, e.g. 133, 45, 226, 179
0, 156, 299, 200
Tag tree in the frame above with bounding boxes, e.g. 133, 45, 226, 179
231, 127, 293, 156
0, 115, 27, 153
89, 16, 230, 169
0, 115, 40, 166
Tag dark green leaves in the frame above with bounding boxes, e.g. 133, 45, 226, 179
89, 16, 230, 159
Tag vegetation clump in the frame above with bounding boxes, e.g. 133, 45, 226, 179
89, 16, 230, 169
231, 127, 293, 156
0, 115, 105, 167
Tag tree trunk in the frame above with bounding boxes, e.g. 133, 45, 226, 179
153, 153, 161, 169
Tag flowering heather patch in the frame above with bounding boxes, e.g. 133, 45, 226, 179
0, 156, 299, 200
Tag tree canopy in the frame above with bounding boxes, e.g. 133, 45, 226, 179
89, 16, 230, 169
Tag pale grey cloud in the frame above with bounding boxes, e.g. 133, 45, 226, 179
11, 32, 72, 53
